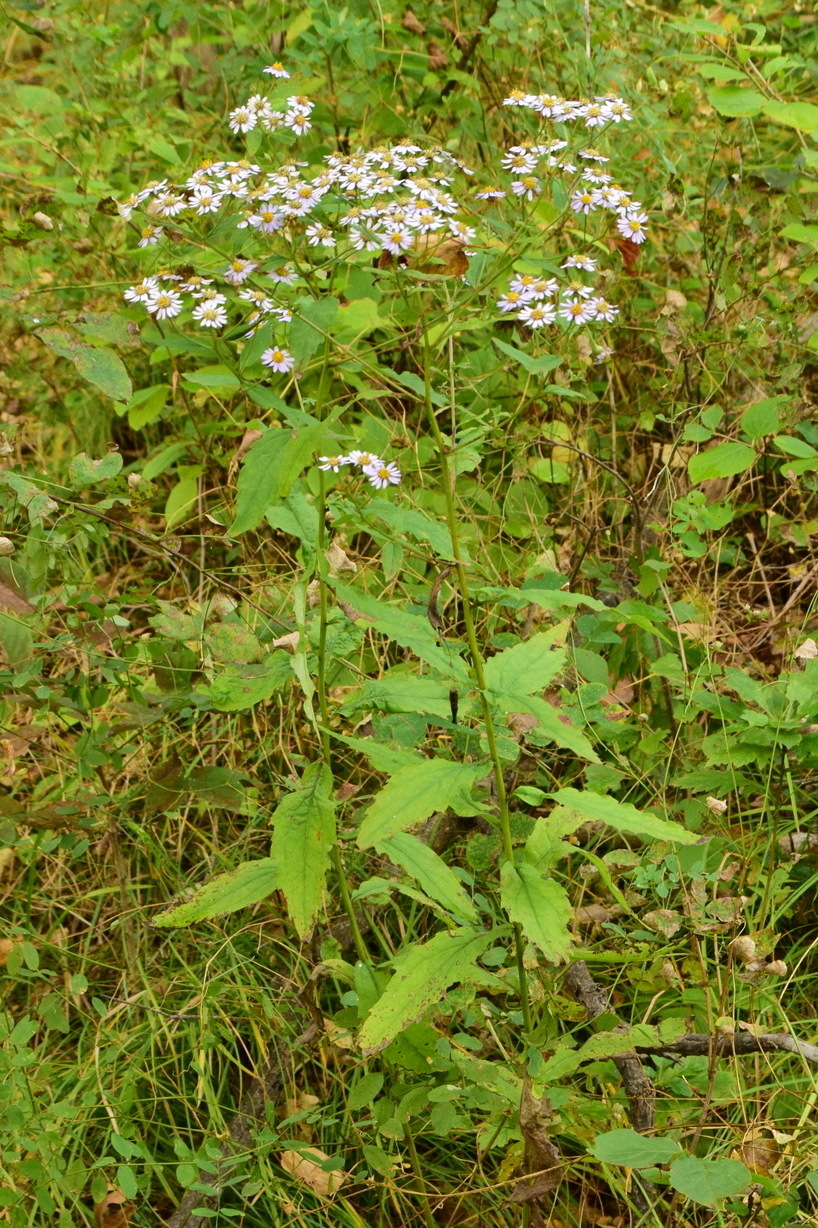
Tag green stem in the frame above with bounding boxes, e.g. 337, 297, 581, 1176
311, 343, 368, 966
422, 326, 532, 1037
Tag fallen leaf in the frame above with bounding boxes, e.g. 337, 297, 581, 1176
326, 540, 357, 574
272, 631, 301, 652
795, 638, 818, 661
401, 7, 425, 34
94, 1189, 134, 1228
279, 1147, 348, 1197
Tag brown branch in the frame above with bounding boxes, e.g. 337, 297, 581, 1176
635, 1032, 818, 1064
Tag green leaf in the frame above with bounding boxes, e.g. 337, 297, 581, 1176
550, 788, 696, 843
265, 490, 320, 547
740, 396, 789, 439
184, 767, 247, 810
290, 296, 339, 369
500, 863, 572, 962
688, 441, 756, 484
331, 298, 381, 342
492, 338, 562, 376
358, 760, 487, 848
231, 428, 289, 535
203, 657, 293, 711
706, 86, 766, 117
668, 1156, 750, 1207
123, 383, 170, 430
762, 99, 818, 132
348, 1071, 385, 1111
68, 451, 123, 487
152, 858, 279, 926
182, 364, 240, 392
277, 422, 327, 499
164, 465, 201, 529
363, 497, 461, 561
0, 614, 33, 665
36, 327, 132, 401
329, 731, 421, 773
484, 628, 566, 696
377, 832, 478, 923
539, 1026, 660, 1082
525, 805, 586, 872
344, 672, 455, 719
494, 693, 600, 762
331, 580, 471, 682
781, 223, 818, 249
358, 927, 494, 1053
592, 1129, 682, 1168
270, 762, 336, 937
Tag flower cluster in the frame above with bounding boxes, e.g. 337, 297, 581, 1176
318, 451, 401, 489
120, 71, 646, 361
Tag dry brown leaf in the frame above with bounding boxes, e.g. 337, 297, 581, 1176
734, 1129, 780, 1176
795, 637, 818, 661
279, 1147, 348, 1197
401, 7, 425, 34
641, 908, 682, 937
94, 1188, 135, 1228
427, 40, 448, 70
706, 796, 728, 815
440, 16, 469, 49
326, 540, 357, 574
510, 1082, 562, 1204
0, 583, 34, 616
272, 631, 301, 652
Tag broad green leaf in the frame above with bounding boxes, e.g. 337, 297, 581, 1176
669, 1156, 750, 1207
781, 223, 818, 249
540, 1025, 661, 1082
688, 441, 756, 484
203, 655, 293, 711
494, 693, 599, 762
290, 296, 339, 368
763, 99, 818, 132
706, 86, 766, 117
377, 832, 478, 923
363, 497, 461, 561
164, 465, 201, 529
358, 927, 494, 1053
331, 298, 381, 342
0, 614, 33, 665
348, 1071, 385, 1111
592, 1130, 682, 1168
550, 788, 696, 844
525, 805, 586, 871
329, 731, 421, 773
277, 421, 327, 498
36, 327, 132, 401
184, 767, 247, 810
123, 383, 169, 430
344, 672, 455, 719
773, 435, 817, 459
265, 490, 320, 546
740, 396, 789, 439
68, 451, 123, 487
484, 628, 566, 696
492, 338, 562, 376
358, 759, 487, 848
331, 580, 471, 682
152, 858, 279, 926
231, 428, 288, 535
181, 364, 240, 392
270, 762, 336, 937
500, 863, 572, 962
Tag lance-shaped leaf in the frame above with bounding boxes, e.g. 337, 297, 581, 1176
495, 693, 599, 762
550, 788, 695, 844
331, 580, 471, 683
377, 832, 478, 923
271, 763, 336, 936
500, 862, 573, 963
484, 628, 567, 697
152, 858, 279, 927
358, 759, 487, 848
358, 927, 495, 1053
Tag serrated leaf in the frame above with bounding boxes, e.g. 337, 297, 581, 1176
591, 1129, 682, 1168
358, 927, 494, 1053
329, 731, 421, 773
363, 498, 460, 561
500, 863, 572, 962
342, 672, 455, 719
270, 762, 335, 937
152, 858, 279, 926
377, 832, 478, 923
484, 629, 566, 696
290, 296, 339, 368
668, 1156, 750, 1207
688, 441, 756, 484
331, 580, 470, 682
495, 693, 599, 762
36, 327, 132, 401
550, 788, 696, 843
358, 760, 486, 847
231, 428, 289, 535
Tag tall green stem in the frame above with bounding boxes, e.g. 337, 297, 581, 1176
422, 326, 532, 1036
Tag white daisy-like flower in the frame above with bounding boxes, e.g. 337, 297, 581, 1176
528, 277, 559, 299
364, 460, 401, 489
229, 105, 257, 134
617, 210, 649, 243
502, 89, 529, 107
263, 62, 290, 78
305, 223, 336, 247
569, 190, 596, 215
562, 254, 597, 272
223, 258, 258, 285
559, 297, 596, 325
474, 188, 506, 200
192, 301, 228, 328
589, 298, 619, 322
518, 302, 557, 329
146, 289, 183, 319
123, 277, 160, 304
137, 225, 163, 248
286, 111, 312, 136
318, 455, 349, 472
266, 265, 298, 285
497, 290, 529, 313
502, 150, 538, 174
579, 102, 607, 128
564, 278, 595, 300
261, 347, 295, 373
509, 274, 540, 295
154, 193, 187, 218
600, 97, 632, 122
179, 275, 214, 296
190, 186, 223, 214
247, 208, 286, 234
511, 176, 541, 201
579, 148, 610, 163
381, 226, 414, 254
345, 450, 383, 469
274, 308, 293, 323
